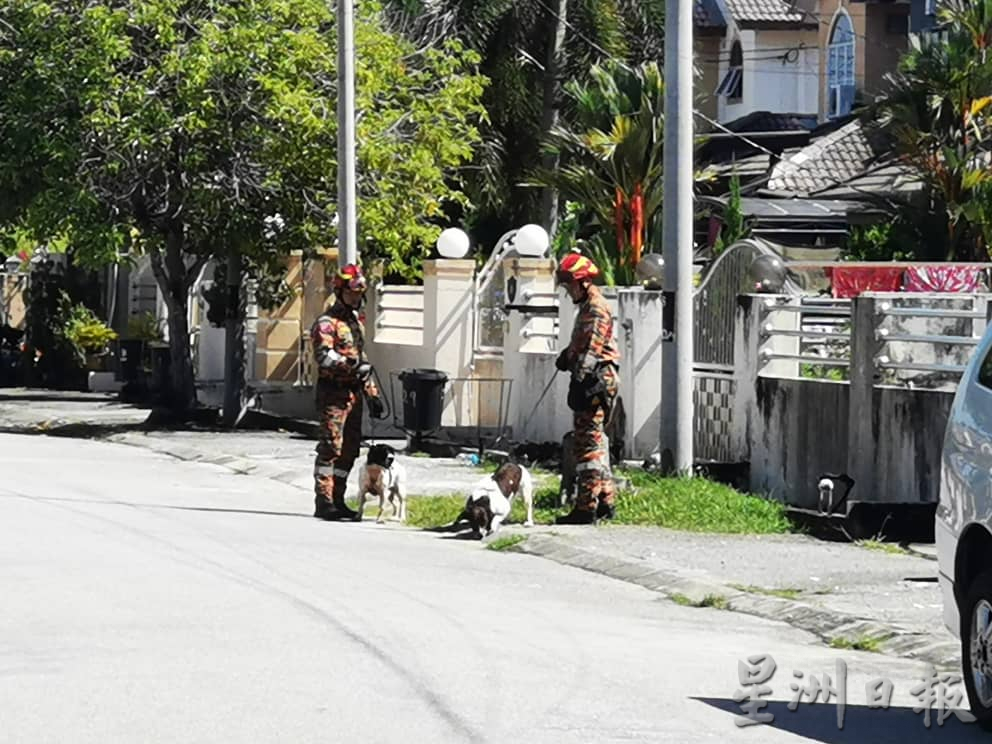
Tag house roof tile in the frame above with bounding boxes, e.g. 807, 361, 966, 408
767, 120, 899, 195
722, 0, 814, 26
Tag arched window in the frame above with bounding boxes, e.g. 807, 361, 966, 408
716, 40, 744, 101
827, 11, 856, 118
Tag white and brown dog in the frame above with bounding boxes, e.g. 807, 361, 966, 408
458, 462, 534, 539
356, 443, 408, 523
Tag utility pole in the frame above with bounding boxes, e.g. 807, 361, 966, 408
539, 0, 568, 238
661, 0, 694, 473
337, 0, 358, 268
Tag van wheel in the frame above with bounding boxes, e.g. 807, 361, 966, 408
961, 571, 992, 730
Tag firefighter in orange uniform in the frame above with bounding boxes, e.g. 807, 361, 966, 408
554, 251, 621, 525
310, 264, 385, 521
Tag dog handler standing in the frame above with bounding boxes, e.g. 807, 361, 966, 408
553, 250, 621, 525
310, 263, 386, 521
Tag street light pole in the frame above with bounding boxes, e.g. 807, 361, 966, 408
661, 0, 694, 473
337, 0, 358, 268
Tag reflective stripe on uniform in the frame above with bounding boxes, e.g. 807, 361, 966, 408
315, 346, 346, 369
575, 461, 601, 473
333, 468, 351, 479
314, 464, 335, 477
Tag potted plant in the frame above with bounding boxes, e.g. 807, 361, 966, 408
63, 303, 118, 371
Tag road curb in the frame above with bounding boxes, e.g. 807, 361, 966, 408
512, 534, 959, 670
105, 433, 311, 490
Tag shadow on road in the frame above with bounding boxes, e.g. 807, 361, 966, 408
693, 697, 984, 742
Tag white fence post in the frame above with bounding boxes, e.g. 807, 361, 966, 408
732, 295, 761, 469
421, 259, 475, 426
618, 288, 663, 459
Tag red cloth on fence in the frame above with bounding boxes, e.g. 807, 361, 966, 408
903, 265, 984, 293
826, 266, 905, 298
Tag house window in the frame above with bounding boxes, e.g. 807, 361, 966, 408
827, 11, 856, 119
716, 41, 744, 101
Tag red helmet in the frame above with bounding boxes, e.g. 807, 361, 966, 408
555, 250, 600, 285
333, 263, 368, 293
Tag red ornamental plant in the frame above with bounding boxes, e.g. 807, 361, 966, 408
613, 183, 645, 268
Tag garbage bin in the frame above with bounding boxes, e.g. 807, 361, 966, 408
398, 368, 448, 435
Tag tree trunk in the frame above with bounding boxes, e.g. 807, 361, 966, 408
222, 251, 246, 427
539, 0, 568, 238
150, 228, 198, 413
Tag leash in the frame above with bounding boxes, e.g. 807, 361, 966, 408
521, 368, 558, 433
491, 368, 558, 454
365, 366, 392, 448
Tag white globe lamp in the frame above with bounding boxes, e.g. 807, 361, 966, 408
514, 224, 550, 257
436, 228, 471, 259
750, 253, 787, 293
635, 253, 665, 289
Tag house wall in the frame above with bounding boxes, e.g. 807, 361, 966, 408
817, 0, 908, 120
696, 35, 723, 123
240, 257, 667, 459
864, 3, 909, 96
253, 249, 335, 383
717, 28, 820, 123
1, 275, 26, 328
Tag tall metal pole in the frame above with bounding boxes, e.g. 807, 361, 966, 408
661, 0, 694, 473
337, 0, 358, 268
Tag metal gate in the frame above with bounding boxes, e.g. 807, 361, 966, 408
693, 366, 736, 462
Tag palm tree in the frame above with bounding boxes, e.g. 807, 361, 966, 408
529, 61, 664, 285
878, 0, 992, 260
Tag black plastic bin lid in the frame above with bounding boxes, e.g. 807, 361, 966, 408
399, 368, 448, 382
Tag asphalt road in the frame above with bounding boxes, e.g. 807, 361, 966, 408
0, 433, 982, 743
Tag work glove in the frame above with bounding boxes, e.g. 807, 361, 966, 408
367, 395, 386, 420
555, 349, 570, 372
356, 361, 373, 382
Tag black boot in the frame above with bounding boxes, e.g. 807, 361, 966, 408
317, 473, 359, 522
316, 498, 346, 521
314, 497, 335, 519
555, 508, 596, 525
596, 500, 616, 521
331, 481, 360, 521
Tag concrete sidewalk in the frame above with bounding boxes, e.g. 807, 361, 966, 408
0, 387, 956, 671
0, 389, 150, 432
105, 429, 493, 496
0, 388, 492, 496
502, 526, 954, 671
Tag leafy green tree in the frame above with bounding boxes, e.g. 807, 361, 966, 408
0, 0, 485, 410
712, 173, 751, 255
841, 222, 915, 261
879, 0, 992, 260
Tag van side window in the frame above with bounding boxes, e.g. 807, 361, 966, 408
979, 346, 992, 389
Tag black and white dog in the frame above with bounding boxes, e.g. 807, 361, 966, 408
357, 444, 408, 523
458, 462, 534, 539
